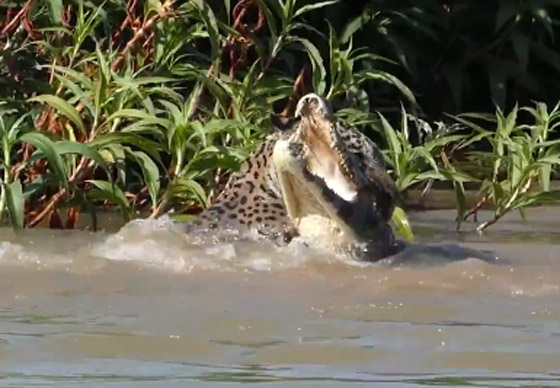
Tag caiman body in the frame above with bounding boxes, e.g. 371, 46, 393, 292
188, 93, 400, 261
186, 94, 499, 265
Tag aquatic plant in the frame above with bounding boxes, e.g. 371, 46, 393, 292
2, 0, 560, 239
0, 0, 413, 230
376, 106, 468, 194
454, 102, 560, 231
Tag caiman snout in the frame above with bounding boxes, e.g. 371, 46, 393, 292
295, 93, 333, 119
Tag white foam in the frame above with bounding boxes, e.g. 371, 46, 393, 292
0, 241, 40, 264
0, 239, 75, 269
89, 217, 336, 273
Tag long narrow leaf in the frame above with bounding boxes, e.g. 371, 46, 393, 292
28, 95, 86, 135
391, 206, 414, 243
4, 180, 24, 231
20, 132, 69, 190
54, 141, 110, 176
294, 0, 338, 18
87, 180, 131, 220
130, 151, 161, 210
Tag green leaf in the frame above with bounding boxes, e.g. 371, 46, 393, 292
87, 180, 131, 220
19, 132, 68, 190
224, 0, 231, 23
54, 141, 110, 175
441, 152, 467, 229
91, 133, 164, 162
397, 172, 419, 192
411, 147, 439, 172
540, 163, 551, 191
455, 112, 497, 122
502, 103, 518, 137
377, 112, 402, 170
52, 74, 96, 119
22, 174, 57, 199
294, 0, 338, 18
115, 76, 175, 87
184, 82, 203, 119
359, 71, 416, 104
168, 178, 208, 207
48, 0, 63, 24
4, 180, 24, 231
492, 182, 506, 207
42, 65, 94, 89
341, 9, 374, 43
391, 206, 414, 243
130, 151, 160, 210
28, 95, 86, 135
327, 22, 341, 98
495, 1, 519, 32
107, 108, 168, 124
192, 0, 221, 66
252, 0, 278, 41
170, 214, 198, 222
288, 37, 326, 95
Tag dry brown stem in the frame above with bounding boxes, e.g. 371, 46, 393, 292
111, 0, 176, 72
26, 159, 96, 228
1, 0, 34, 36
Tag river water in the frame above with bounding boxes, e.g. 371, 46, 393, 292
1, 208, 559, 387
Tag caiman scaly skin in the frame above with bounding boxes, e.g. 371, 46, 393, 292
188, 93, 400, 261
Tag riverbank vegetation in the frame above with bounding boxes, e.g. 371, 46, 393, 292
1, 0, 560, 237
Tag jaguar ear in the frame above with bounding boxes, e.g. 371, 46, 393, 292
270, 114, 298, 132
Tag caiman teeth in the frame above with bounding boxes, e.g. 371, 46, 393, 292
338, 154, 357, 183
332, 145, 356, 181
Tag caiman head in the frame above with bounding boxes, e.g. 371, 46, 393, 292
272, 93, 400, 261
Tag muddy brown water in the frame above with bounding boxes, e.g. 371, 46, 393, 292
1, 208, 560, 387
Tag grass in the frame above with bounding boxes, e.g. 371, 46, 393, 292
0, 0, 559, 239
453, 102, 560, 231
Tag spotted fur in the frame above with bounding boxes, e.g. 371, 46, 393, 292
191, 133, 297, 243
187, 94, 397, 257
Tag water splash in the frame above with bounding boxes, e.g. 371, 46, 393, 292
0, 241, 41, 265
89, 217, 337, 273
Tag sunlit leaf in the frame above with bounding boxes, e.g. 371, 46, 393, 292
47, 0, 63, 24
4, 180, 24, 231
91, 133, 164, 161
391, 206, 414, 243
294, 0, 338, 18
130, 150, 161, 210
540, 163, 551, 192
28, 95, 86, 135
377, 112, 402, 169
53, 141, 110, 176
341, 8, 375, 43
359, 71, 416, 104
20, 132, 68, 190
